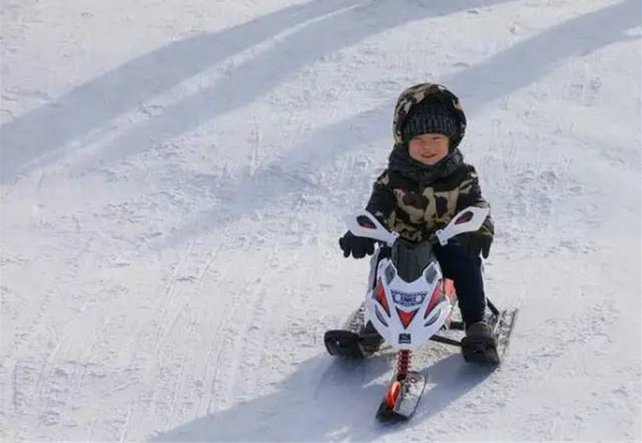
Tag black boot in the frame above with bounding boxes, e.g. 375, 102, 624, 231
461, 321, 499, 365
466, 321, 493, 338
324, 320, 384, 359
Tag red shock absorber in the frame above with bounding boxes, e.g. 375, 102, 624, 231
396, 350, 412, 381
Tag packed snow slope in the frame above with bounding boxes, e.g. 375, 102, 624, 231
1, 0, 640, 441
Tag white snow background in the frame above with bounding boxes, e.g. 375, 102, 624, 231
1, 0, 640, 441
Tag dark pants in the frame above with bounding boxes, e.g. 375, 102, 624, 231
433, 244, 486, 326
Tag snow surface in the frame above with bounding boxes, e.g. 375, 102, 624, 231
1, 0, 640, 441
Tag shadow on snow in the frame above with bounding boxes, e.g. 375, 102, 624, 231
150, 352, 493, 442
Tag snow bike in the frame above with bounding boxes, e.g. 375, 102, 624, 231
324, 207, 518, 423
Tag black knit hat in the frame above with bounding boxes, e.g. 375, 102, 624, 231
401, 99, 459, 143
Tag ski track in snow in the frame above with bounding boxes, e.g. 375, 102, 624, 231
1, 0, 640, 441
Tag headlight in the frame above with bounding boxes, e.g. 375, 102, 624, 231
375, 306, 389, 326
424, 309, 441, 327
425, 263, 438, 285
384, 264, 396, 285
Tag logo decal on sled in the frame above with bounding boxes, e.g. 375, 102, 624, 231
398, 333, 411, 344
391, 290, 427, 307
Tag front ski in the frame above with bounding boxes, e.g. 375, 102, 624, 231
376, 371, 426, 423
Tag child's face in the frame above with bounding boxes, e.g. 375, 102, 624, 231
408, 133, 450, 165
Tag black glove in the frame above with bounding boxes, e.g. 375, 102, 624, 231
457, 233, 492, 259
338, 231, 375, 259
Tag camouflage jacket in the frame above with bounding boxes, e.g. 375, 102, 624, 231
365, 163, 494, 243
365, 83, 494, 243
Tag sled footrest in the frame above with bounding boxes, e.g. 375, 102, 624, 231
429, 334, 461, 347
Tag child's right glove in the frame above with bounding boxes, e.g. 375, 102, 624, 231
339, 231, 376, 259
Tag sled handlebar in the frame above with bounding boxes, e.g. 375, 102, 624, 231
344, 206, 490, 247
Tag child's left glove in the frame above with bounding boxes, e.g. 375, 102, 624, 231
457, 233, 492, 259
338, 231, 376, 259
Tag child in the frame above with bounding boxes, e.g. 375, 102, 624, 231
339, 83, 495, 345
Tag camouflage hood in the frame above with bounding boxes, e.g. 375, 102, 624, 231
392, 83, 467, 149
